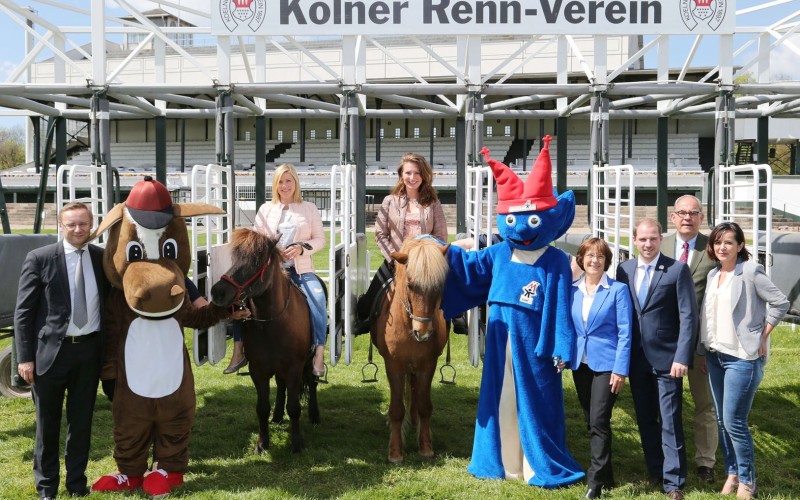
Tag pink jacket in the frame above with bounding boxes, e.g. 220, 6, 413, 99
253, 200, 326, 275
375, 194, 448, 261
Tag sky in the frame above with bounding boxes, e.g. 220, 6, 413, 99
0, 0, 797, 130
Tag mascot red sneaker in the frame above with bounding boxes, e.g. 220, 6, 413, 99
91, 176, 231, 495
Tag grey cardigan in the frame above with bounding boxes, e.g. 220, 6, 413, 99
700, 259, 789, 357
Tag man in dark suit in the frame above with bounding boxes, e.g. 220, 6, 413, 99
616, 218, 697, 500
662, 195, 718, 483
15, 202, 106, 499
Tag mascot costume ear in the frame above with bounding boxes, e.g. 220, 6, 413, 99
92, 176, 225, 290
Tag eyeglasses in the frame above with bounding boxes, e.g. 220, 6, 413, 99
674, 210, 701, 218
584, 253, 606, 260
63, 222, 91, 230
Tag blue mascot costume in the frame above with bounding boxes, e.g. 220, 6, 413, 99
442, 136, 584, 488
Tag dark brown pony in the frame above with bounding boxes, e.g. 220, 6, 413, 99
210, 228, 319, 454
371, 236, 450, 463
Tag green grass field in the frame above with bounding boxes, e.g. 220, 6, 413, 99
1, 329, 798, 499
1, 231, 799, 498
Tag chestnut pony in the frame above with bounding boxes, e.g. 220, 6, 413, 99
211, 228, 319, 454
371, 236, 450, 463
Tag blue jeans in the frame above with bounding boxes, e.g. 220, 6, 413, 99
288, 268, 328, 347
706, 351, 764, 486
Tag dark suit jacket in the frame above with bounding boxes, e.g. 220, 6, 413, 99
14, 241, 106, 376
616, 255, 697, 372
662, 232, 716, 308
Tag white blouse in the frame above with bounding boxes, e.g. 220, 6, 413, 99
701, 271, 758, 360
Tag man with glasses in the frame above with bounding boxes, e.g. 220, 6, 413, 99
662, 195, 719, 484
15, 202, 106, 499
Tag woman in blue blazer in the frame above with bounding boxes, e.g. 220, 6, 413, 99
570, 238, 633, 499
699, 222, 788, 499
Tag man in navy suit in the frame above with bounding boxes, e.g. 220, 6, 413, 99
15, 202, 106, 499
616, 218, 697, 500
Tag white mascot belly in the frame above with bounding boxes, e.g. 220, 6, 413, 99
125, 317, 184, 398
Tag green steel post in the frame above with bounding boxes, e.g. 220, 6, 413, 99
556, 117, 567, 194
656, 117, 669, 228
255, 116, 266, 209
757, 116, 769, 232
155, 116, 167, 185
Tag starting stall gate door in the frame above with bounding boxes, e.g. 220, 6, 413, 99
464, 163, 495, 367
715, 164, 773, 278
591, 163, 635, 278
56, 164, 113, 242
190, 164, 234, 366
328, 163, 367, 366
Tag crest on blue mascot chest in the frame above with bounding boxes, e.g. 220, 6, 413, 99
481, 135, 576, 251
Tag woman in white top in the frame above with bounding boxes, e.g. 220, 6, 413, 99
252, 163, 328, 376
699, 222, 788, 499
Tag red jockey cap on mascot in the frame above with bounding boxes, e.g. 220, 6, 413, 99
91, 176, 232, 497
442, 137, 584, 488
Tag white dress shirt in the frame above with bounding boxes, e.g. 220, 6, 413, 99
64, 240, 101, 336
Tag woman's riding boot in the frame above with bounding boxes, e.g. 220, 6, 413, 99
312, 344, 325, 377
223, 340, 248, 374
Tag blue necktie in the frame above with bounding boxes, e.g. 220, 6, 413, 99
637, 264, 651, 307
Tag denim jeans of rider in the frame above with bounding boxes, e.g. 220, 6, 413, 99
289, 268, 327, 346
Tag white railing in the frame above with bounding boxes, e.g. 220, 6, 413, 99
189, 163, 234, 366
328, 163, 365, 366
591, 163, 635, 278
56, 164, 111, 241
464, 162, 495, 367
716, 163, 773, 278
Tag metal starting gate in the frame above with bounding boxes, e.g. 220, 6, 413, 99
591, 163, 635, 278
463, 162, 496, 367
56, 164, 114, 242
190, 163, 234, 366
715, 164, 773, 277
327, 163, 368, 366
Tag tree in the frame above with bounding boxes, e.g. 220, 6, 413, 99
0, 126, 25, 170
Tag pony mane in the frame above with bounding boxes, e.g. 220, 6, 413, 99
401, 238, 448, 296
231, 228, 280, 265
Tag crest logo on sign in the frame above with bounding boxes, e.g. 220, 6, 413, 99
680, 0, 727, 32
219, 0, 266, 32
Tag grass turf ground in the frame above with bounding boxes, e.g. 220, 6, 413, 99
1, 232, 799, 498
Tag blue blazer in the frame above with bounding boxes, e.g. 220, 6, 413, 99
569, 277, 632, 375
616, 255, 698, 372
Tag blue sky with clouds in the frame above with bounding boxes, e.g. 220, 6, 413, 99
0, 0, 797, 130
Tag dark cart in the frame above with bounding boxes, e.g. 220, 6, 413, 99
0, 233, 57, 397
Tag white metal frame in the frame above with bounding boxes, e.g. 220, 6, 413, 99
328, 163, 363, 366
464, 162, 495, 367
591, 163, 636, 277
55, 163, 110, 241
715, 163, 773, 277
189, 163, 234, 366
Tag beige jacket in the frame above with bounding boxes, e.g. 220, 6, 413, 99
253, 200, 325, 275
374, 194, 448, 261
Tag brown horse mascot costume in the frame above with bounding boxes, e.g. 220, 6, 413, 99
91, 177, 231, 497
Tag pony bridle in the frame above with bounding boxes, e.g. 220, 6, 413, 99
220, 256, 271, 305
402, 283, 435, 342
